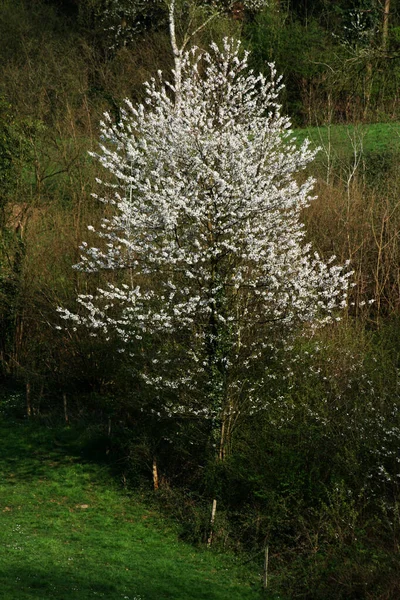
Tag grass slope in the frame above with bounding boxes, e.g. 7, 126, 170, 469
293, 121, 400, 156
0, 417, 262, 600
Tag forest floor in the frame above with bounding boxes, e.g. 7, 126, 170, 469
0, 414, 263, 600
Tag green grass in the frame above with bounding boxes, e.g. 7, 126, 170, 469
0, 415, 263, 600
21, 121, 398, 199
293, 121, 400, 157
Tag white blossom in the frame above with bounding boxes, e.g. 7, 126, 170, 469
59, 35, 351, 426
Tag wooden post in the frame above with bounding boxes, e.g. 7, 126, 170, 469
207, 498, 217, 547
263, 545, 269, 590
26, 382, 32, 418
37, 383, 44, 416
152, 456, 159, 490
63, 393, 69, 424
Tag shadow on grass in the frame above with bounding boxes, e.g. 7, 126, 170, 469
0, 416, 263, 600
0, 563, 261, 600
1, 565, 130, 600
0, 419, 79, 480
0, 415, 114, 484
1, 565, 119, 600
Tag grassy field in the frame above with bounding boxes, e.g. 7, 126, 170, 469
293, 121, 400, 156
21, 121, 398, 198
0, 415, 263, 600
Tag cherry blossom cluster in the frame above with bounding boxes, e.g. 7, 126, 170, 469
59, 38, 352, 421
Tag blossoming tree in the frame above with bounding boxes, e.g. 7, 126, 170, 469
59, 0, 351, 539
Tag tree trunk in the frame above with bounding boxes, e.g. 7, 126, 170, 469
363, 61, 373, 121
168, 0, 182, 109
37, 383, 44, 416
382, 0, 390, 50
207, 414, 229, 546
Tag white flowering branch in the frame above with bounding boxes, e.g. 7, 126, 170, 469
59, 35, 352, 439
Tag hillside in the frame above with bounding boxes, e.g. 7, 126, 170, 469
2, 1, 400, 597
0, 416, 261, 600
